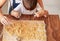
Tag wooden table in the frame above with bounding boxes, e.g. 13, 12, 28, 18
0, 15, 60, 41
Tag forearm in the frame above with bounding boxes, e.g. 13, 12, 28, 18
0, 0, 6, 8
37, 0, 44, 9
0, 9, 3, 17
0, 0, 6, 17
0, 13, 3, 17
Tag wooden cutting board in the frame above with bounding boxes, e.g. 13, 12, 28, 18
0, 15, 60, 41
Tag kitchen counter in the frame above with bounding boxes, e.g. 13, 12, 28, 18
0, 14, 60, 41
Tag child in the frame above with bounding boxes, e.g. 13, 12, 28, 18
0, 0, 48, 25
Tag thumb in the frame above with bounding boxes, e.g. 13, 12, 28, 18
34, 13, 40, 17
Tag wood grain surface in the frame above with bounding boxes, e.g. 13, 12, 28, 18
0, 14, 60, 41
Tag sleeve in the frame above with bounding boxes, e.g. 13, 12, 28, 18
14, 0, 22, 11
13, 4, 22, 17
13, 4, 22, 12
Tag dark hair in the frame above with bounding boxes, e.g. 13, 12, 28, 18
23, 0, 37, 10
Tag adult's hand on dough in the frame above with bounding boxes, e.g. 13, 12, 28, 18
0, 16, 11, 26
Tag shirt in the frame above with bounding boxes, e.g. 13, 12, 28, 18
8, 0, 42, 15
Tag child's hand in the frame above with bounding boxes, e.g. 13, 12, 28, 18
0, 16, 11, 25
34, 9, 48, 17
11, 10, 21, 18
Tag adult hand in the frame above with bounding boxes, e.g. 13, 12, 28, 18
0, 16, 11, 26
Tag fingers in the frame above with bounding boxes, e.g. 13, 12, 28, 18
34, 10, 48, 18
34, 13, 40, 17
4, 16, 10, 23
43, 10, 48, 17
34, 11, 44, 17
1, 17, 8, 25
11, 10, 21, 18
0, 16, 10, 25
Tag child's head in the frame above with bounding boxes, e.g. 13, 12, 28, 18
23, 0, 37, 10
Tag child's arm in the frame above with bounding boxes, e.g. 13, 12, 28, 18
10, 4, 21, 18
0, 0, 11, 25
0, 9, 11, 25
0, 0, 6, 18
0, 0, 6, 8
11, 10, 21, 18
37, 0, 44, 9
34, 0, 48, 17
